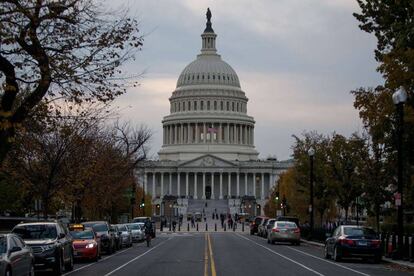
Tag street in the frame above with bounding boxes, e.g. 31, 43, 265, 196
57, 233, 413, 276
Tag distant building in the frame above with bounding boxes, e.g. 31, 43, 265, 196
137, 10, 292, 216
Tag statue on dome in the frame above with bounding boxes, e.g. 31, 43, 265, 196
206, 8, 211, 22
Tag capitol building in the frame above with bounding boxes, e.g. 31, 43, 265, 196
138, 10, 290, 216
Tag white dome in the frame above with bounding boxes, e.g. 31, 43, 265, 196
176, 53, 240, 88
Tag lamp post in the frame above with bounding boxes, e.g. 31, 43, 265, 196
392, 86, 407, 259
308, 147, 315, 239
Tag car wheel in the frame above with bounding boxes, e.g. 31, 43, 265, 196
324, 245, 330, 259
28, 262, 35, 276
65, 252, 74, 271
333, 246, 341, 262
53, 253, 64, 275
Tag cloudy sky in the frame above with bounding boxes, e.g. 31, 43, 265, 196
109, 0, 383, 160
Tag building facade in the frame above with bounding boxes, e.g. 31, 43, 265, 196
137, 10, 291, 216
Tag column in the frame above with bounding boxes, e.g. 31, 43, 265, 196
219, 173, 223, 199
202, 173, 206, 199
234, 124, 237, 144
253, 173, 256, 198
268, 173, 273, 198
144, 173, 148, 195
236, 173, 240, 197
169, 173, 172, 194
203, 123, 207, 143
187, 124, 191, 143
174, 124, 177, 144
226, 123, 230, 144
194, 173, 198, 199
219, 123, 222, 143
152, 172, 156, 199
244, 125, 247, 144
160, 172, 164, 198
261, 172, 265, 200
211, 172, 215, 199
251, 127, 254, 145
186, 172, 189, 197
180, 123, 184, 144
195, 123, 199, 143
228, 173, 231, 197
177, 172, 181, 196
244, 173, 248, 196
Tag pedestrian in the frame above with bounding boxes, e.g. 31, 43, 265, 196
191, 217, 195, 228
212, 213, 215, 220
172, 220, 177, 232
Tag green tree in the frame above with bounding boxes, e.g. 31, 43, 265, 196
0, 0, 143, 165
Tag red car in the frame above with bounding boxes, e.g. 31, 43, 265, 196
70, 230, 100, 261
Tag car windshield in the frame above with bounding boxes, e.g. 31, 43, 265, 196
0, 237, 6, 254
13, 224, 57, 240
277, 222, 297, 229
70, 230, 94, 240
133, 218, 147, 223
92, 224, 108, 232
118, 225, 127, 231
255, 218, 263, 224
343, 227, 377, 237
127, 224, 141, 230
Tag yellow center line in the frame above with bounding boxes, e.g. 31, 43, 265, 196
207, 234, 217, 276
204, 233, 208, 276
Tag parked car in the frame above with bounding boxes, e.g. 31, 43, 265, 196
116, 224, 132, 248
0, 233, 35, 276
267, 221, 301, 245
250, 216, 268, 235
263, 218, 276, 238
82, 221, 116, 254
325, 226, 382, 263
70, 229, 100, 261
12, 221, 74, 275
126, 223, 145, 242
132, 217, 156, 238
258, 217, 270, 237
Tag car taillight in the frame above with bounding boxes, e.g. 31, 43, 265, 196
370, 240, 381, 247
272, 228, 279, 232
293, 228, 300, 233
339, 238, 355, 246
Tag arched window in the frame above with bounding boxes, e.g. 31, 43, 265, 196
236, 102, 239, 112
214, 101, 217, 110
183, 101, 185, 111
194, 101, 197, 111
188, 101, 190, 111
232, 102, 235, 111
226, 101, 229, 111
207, 101, 210, 110
220, 101, 223, 110
201, 101, 204, 110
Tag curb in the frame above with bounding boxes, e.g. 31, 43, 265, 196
300, 239, 414, 269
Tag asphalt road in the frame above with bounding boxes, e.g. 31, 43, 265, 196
50, 233, 413, 276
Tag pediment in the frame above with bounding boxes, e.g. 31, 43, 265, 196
179, 154, 236, 168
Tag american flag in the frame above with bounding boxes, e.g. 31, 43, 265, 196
207, 127, 217, 133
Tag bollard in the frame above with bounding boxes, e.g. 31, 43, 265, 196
404, 235, 410, 261
224, 224, 226, 232
410, 235, 414, 262
215, 224, 217, 232
385, 233, 391, 257
179, 223, 181, 232
392, 234, 397, 259
380, 233, 386, 256
169, 223, 172, 232
233, 224, 235, 232
187, 223, 190, 232
196, 223, 199, 231
206, 223, 208, 231
242, 223, 245, 232
160, 223, 163, 232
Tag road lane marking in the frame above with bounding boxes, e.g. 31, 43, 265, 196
236, 234, 325, 276
204, 234, 208, 276
284, 246, 370, 276
63, 246, 135, 275
207, 234, 217, 276
103, 238, 172, 276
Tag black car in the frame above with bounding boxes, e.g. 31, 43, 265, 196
325, 225, 382, 263
82, 221, 116, 254
12, 222, 74, 275
0, 233, 35, 276
250, 216, 268, 235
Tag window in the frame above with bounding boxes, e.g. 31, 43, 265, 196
192, 75, 194, 80
226, 101, 229, 111
202, 75, 205, 80
188, 101, 190, 111
208, 74, 210, 80
174, 103, 177, 112
201, 101, 204, 110
194, 101, 197, 110
214, 101, 217, 110
232, 102, 235, 111
213, 75, 215, 80
197, 75, 199, 80
183, 101, 185, 111
207, 101, 210, 110
237, 102, 239, 112
220, 101, 223, 110
218, 75, 221, 80
178, 102, 181, 111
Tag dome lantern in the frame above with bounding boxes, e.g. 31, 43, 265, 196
201, 8, 217, 55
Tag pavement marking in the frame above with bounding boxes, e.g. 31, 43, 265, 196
207, 233, 217, 276
236, 234, 325, 276
63, 246, 135, 275
204, 234, 208, 276
284, 246, 371, 276
103, 237, 172, 276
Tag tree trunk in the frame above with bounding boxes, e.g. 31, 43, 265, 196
344, 206, 349, 223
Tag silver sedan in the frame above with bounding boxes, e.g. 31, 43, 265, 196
267, 221, 301, 245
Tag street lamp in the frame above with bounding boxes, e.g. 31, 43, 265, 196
392, 86, 407, 259
308, 147, 315, 239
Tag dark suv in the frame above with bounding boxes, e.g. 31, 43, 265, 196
250, 216, 268, 235
82, 221, 116, 254
12, 222, 74, 275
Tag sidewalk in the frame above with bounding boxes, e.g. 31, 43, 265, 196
301, 239, 414, 269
